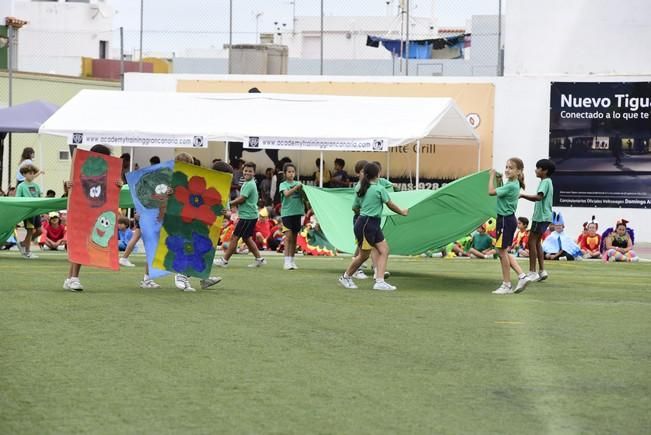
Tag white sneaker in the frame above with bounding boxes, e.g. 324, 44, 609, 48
248, 257, 267, 268
373, 281, 397, 291
63, 278, 70, 290
139, 279, 161, 289
352, 269, 368, 279
66, 278, 84, 292
492, 284, 513, 295
290, 262, 298, 270
338, 275, 358, 289
213, 257, 229, 268
538, 270, 549, 281
514, 275, 529, 293
372, 268, 391, 279
525, 272, 540, 282
200, 276, 222, 289
283, 262, 293, 270
22, 252, 38, 259
119, 257, 136, 267
174, 274, 195, 292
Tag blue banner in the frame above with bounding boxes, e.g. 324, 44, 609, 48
126, 161, 174, 278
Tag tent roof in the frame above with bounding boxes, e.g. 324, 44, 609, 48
0, 100, 60, 133
39, 90, 479, 150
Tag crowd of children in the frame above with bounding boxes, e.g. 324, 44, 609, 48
1, 148, 644, 295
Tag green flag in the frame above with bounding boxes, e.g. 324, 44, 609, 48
0, 186, 135, 243
303, 171, 496, 256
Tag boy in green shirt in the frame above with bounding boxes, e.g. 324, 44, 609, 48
16, 164, 43, 259
214, 161, 266, 268
520, 158, 555, 283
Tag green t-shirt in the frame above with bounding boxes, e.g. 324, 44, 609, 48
359, 183, 390, 218
495, 179, 520, 216
238, 179, 259, 219
16, 181, 41, 198
378, 177, 394, 192
279, 180, 305, 217
471, 232, 494, 251
532, 178, 553, 222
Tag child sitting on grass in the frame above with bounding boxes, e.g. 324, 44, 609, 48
467, 224, 496, 259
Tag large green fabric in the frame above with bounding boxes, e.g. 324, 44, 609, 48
0, 186, 135, 243
303, 171, 496, 255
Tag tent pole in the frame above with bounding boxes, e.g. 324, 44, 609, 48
38, 137, 44, 190
319, 151, 324, 187
225, 141, 229, 161
386, 148, 390, 182
415, 140, 420, 190
130, 146, 134, 172
477, 142, 481, 172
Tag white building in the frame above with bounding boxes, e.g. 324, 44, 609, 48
277, 15, 438, 60
0, 0, 113, 76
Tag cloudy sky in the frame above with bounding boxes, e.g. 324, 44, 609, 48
111, 0, 502, 54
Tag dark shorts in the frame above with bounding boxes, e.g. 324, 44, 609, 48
354, 216, 384, 249
234, 218, 257, 239
531, 221, 551, 235
282, 215, 302, 233
23, 215, 42, 230
495, 214, 517, 249
353, 213, 360, 225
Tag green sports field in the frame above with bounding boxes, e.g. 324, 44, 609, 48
1, 251, 649, 434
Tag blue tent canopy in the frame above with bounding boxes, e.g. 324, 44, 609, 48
0, 100, 59, 133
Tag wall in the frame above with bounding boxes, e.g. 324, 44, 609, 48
125, 73, 651, 242
505, 0, 651, 76
0, 71, 120, 194
10, 0, 113, 76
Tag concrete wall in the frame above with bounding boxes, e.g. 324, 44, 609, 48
505, 0, 651, 76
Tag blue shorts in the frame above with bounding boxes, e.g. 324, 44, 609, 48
495, 214, 517, 249
282, 215, 302, 233
234, 218, 257, 239
354, 216, 384, 249
530, 221, 551, 235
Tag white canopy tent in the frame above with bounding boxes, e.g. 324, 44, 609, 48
39, 90, 480, 187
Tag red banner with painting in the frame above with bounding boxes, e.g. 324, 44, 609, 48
67, 149, 122, 270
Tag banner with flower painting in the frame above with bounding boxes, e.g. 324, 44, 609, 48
67, 149, 122, 270
152, 162, 232, 279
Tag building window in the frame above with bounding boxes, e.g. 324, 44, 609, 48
99, 40, 108, 59
59, 150, 70, 161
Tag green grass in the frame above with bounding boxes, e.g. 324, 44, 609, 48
0, 251, 649, 434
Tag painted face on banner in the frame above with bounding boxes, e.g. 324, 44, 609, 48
91, 211, 116, 248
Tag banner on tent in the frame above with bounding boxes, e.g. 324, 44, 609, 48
153, 162, 231, 279
67, 149, 122, 270
68, 132, 208, 148
549, 82, 651, 209
245, 136, 388, 152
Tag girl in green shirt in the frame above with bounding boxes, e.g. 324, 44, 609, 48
488, 157, 529, 295
279, 163, 304, 270
339, 163, 408, 291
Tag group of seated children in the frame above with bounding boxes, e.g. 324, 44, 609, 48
443, 214, 639, 263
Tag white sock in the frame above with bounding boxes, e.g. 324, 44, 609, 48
518, 273, 526, 279
503, 281, 511, 287
144, 274, 150, 281
343, 273, 351, 278
376, 278, 385, 283
290, 256, 295, 263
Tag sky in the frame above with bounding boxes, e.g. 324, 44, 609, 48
110, 0, 502, 55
